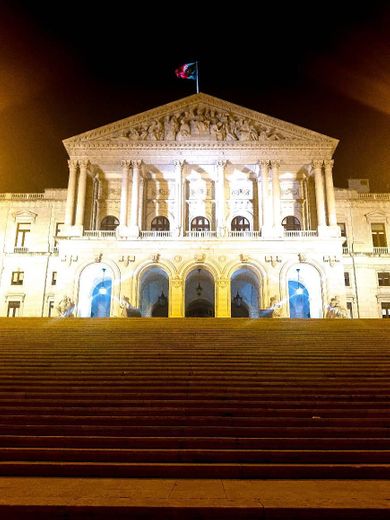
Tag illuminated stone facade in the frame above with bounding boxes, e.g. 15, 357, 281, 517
0, 93, 389, 318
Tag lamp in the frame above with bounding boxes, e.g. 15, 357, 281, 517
233, 290, 243, 307
196, 268, 203, 297
99, 268, 107, 295
296, 268, 303, 295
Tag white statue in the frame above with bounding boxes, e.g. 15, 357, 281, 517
326, 296, 349, 319
56, 296, 75, 317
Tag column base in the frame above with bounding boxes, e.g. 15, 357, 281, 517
318, 225, 340, 238
117, 226, 131, 239
272, 225, 285, 238
60, 225, 83, 237
217, 226, 227, 238
261, 226, 273, 239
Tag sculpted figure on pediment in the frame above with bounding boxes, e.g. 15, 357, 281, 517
110, 104, 293, 143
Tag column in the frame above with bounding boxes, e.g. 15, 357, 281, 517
312, 160, 326, 228
174, 160, 184, 236
324, 159, 337, 226
75, 160, 89, 227
64, 160, 78, 226
255, 163, 262, 230
119, 160, 130, 227
216, 278, 230, 317
138, 177, 144, 231
129, 160, 141, 234
260, 160, 272, 235
271, 160, 281, 230
216, 160, 226, 236
170, 277, 184, 317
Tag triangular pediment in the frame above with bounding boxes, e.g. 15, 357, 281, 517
63, 93, 338, 149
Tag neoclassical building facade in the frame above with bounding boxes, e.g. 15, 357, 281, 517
0, 93, 389, 318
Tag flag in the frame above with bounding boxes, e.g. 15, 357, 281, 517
175, 62, 197, 80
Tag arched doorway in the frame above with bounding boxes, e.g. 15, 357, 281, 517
140, 267, 169, 317
78, 263, 113, 317
287, 265, 322, 318
185, 268, 215, 317
231, 268, 260, 317
100, 216, 119, 230
282, 216, 301, 231
151, 216, 170, 231
231, 216, 250, 231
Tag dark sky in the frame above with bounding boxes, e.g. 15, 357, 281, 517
0, 1, 389, 193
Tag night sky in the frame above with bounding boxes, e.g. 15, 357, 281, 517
1, 2, 389, 193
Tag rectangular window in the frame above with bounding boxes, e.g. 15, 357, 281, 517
344, 272, 350, 286
51, 271, 57, 286
378, 272, 390, 286
15, 223, 31, 248
48, 300, 54, 317
371, 223, 387, 247
381, 302, 390, 318
338, 223, 346, 238
11, 271, 24, 285
346, 301, 353, 318
7, 301, 20, 317
55, 222, 64, 236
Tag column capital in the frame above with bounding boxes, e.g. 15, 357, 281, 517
173, 159, 185, 168
121, 160, 131, 170
67, 159, 78, 171
270, 160, 281, 169
216, 159, 227, 168
311, 159, 323, 171
259, 159, 270, 169
79, 159, 89, 170
130, 159, 142, 169
324, 159, 334, 171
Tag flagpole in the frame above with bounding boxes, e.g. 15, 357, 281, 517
196, 61, 199, 93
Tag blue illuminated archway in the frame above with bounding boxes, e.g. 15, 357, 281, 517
288, 280, 310, 318
91, 275, 112, 317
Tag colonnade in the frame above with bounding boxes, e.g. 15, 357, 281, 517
64, 158, 337, 235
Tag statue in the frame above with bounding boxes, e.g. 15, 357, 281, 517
269, 296, 282, 318
120, 296, 141, 317
56, 296, 75, 318
326, 296, 349, 319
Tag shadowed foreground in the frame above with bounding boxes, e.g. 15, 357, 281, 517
0, 318, 389, 518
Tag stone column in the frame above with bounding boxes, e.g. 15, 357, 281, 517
119, 160, 130, 227
75, 160, 89, 227
216, 278, 230, 317
138, 177, 144, 231
170, 277, 184, 317
255, 163, 262, 230
260, 160, 272, 236
324, 159, 337, 226
271, 160, 281, 231
216, 160, 227, 236
174, 160, 184, 236
64, 160, 78, 226
129, 160, 141, 235
312, 160, 326, 228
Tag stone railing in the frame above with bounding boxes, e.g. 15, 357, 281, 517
13, 247, 29, 253
284, 230, 318, 238
0, 193, 44, 200
373, 247, 389, 255
185, 231, 217, 239
83, 230, 116, 239
227, 230, 261, 238
140, 231, 174, 239
358, 193, 390, 200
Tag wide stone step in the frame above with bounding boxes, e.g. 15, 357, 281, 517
2, 435, 390, 450
0, 461, 390, 479
1, 447, 390, 464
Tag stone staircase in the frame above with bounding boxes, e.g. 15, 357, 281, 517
0, 319, 390, 479
0, 317, 389, 481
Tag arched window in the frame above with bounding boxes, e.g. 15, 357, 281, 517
151, 216, 170, 231
191, 216, 210, 231
282, 216, 301, 231
231, 216, 250, 231
100, 216, 119, 230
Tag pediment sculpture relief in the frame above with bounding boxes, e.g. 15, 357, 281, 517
112, 105, 291, 143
